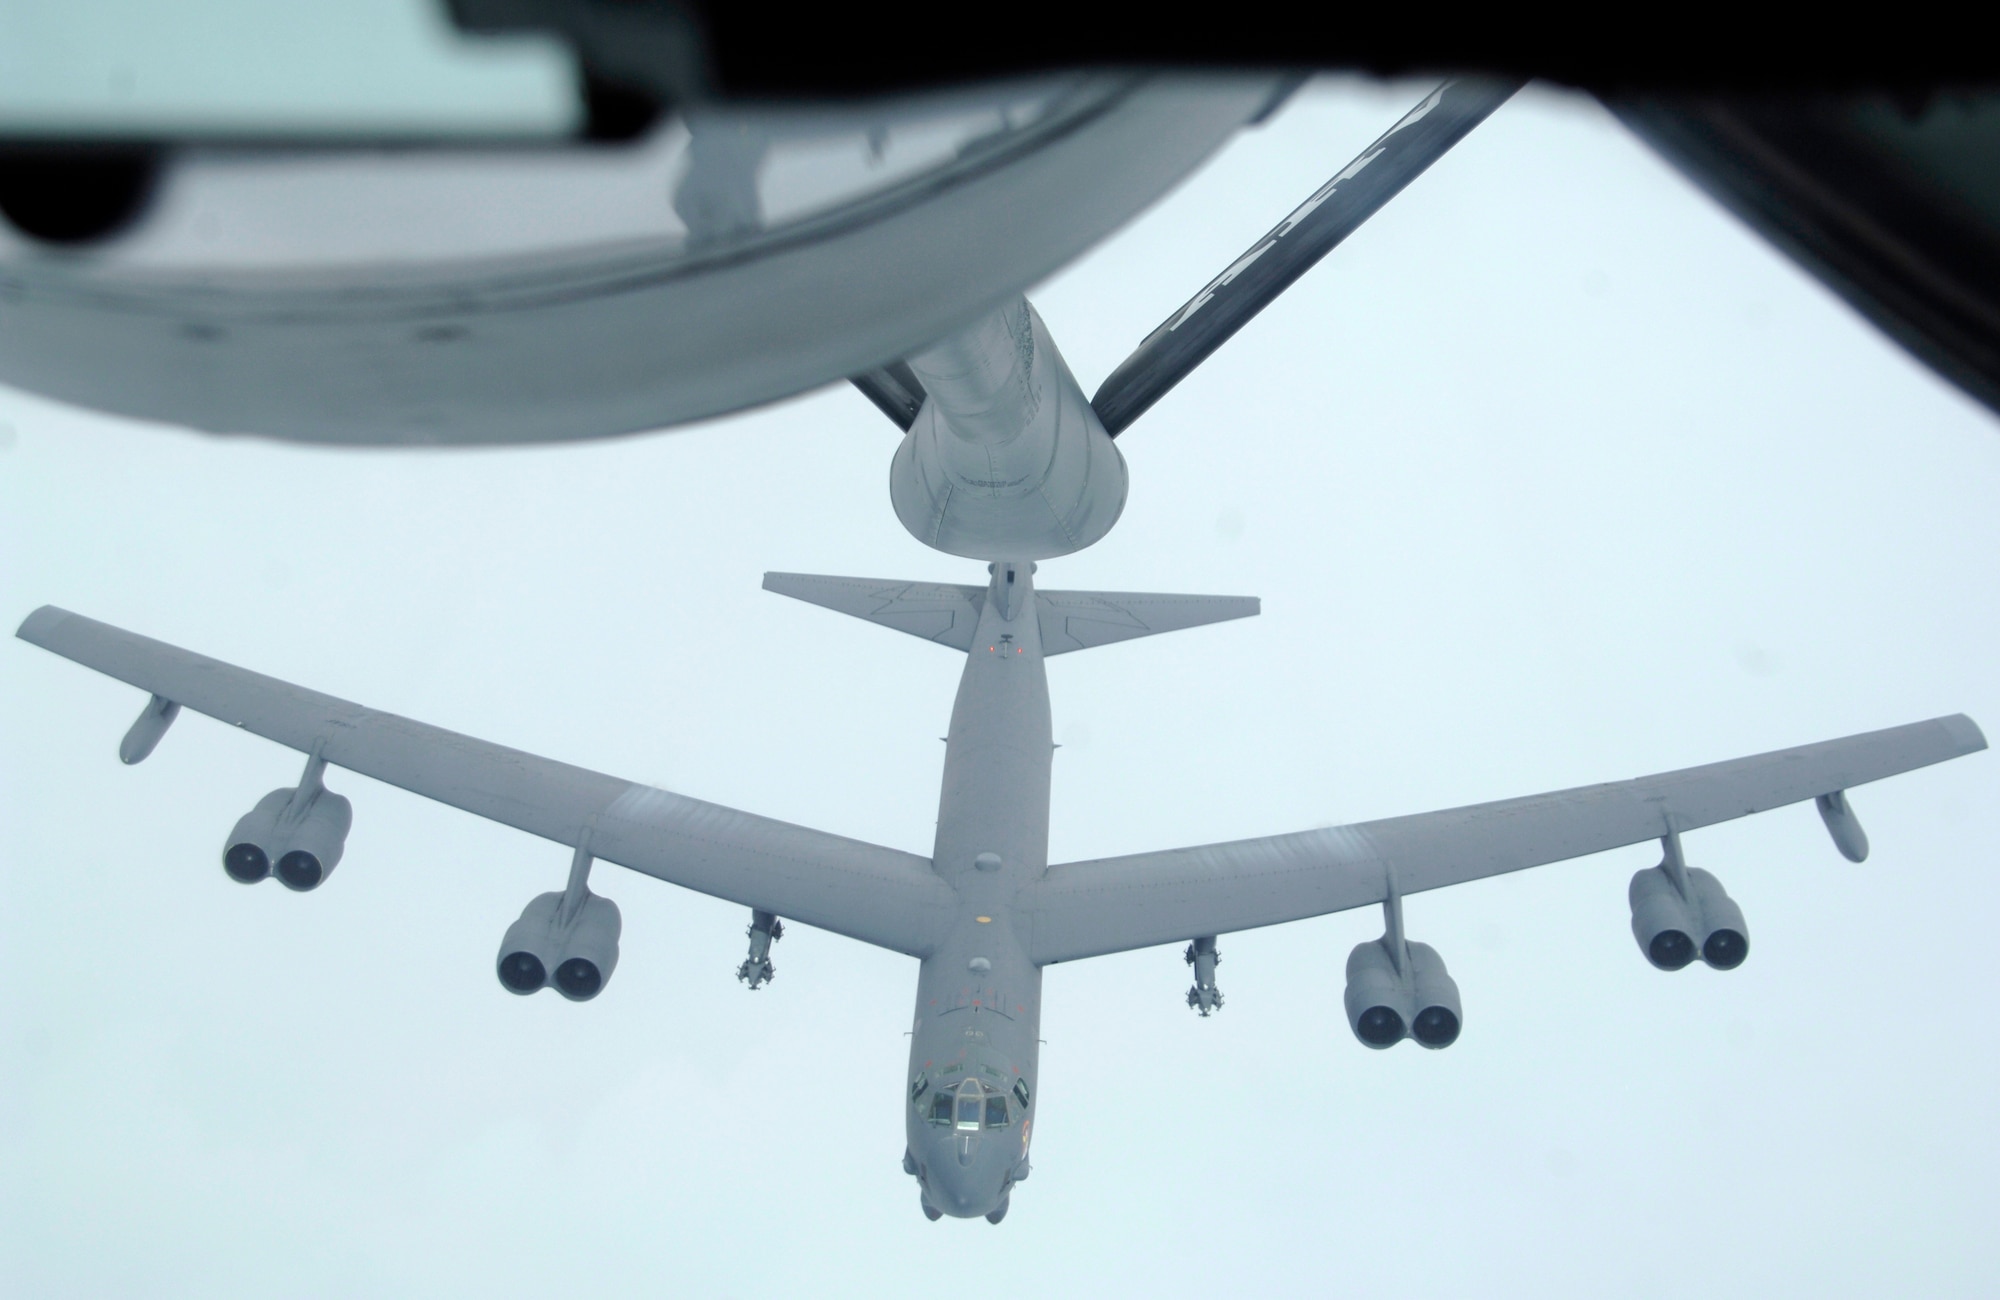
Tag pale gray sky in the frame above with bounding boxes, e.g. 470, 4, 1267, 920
4, 80, 1999, 1298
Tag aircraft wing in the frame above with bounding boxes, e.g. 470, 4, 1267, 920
16, 607, 954, 958
1018, 716, 1985, 964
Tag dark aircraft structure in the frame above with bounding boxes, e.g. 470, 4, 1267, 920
4, 13, 1997, 425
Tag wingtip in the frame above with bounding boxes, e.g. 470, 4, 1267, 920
15, 605, 70, 644
1941, 713, 1988, 754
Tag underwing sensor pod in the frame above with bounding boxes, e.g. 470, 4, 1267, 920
222, 747, 353, 891
119, 692, 179, 764
1343, 871, 1462, 1049
1629, 828, 1749, 971
1816, 790, 1871, 863
497, 840, 622, 1001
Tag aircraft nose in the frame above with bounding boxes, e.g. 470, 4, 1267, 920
923, 1133, 1008, 1219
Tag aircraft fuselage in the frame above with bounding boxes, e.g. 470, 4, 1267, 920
904, 559, 1049, 1221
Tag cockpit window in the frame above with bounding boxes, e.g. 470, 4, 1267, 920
952, 1072, 984, 1120
929, 1071, 1019, 1128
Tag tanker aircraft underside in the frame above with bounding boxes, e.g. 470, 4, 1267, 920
17, 81, 1988, 1222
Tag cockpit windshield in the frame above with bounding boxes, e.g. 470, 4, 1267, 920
955, 1081, 983, 1130
925, 1075, 1014, 1129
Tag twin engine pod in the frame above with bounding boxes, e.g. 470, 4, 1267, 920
1343, 936, 1463, 1050
1629, 829, 1749, 971
496, 889, 622, 1002
1629, 866, 1748, 970
221, 755, 351, 891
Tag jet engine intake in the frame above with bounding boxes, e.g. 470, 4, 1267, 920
1408, 944, 1463, 1048
1629, 830, 1750, 971
1688, 870, 1749, 970
223, 789, 289, 884
496, 845, 623, 1001
553, 892, 622, 1000
1629, 866, 1700, 970
221, 752, 352, 890
1344, 937, 1461, 1050
1344, 875, 1462, 1050
1344, 937, 1410, 1046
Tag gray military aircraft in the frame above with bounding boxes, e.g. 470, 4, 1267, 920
15, 79, 1990, 1223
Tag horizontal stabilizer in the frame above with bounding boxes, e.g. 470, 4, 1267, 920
764, 572, 1257, 654
763, 573, 986, 650
1036, 590, 1259, 655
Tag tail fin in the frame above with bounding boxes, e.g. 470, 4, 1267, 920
763, 572, 1257, 655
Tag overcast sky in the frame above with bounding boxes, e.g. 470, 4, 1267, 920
4, 79, 1999, 1298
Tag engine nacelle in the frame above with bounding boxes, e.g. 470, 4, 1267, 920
1344, 937, 1462, 1049
1688, 870, 1749, 970
1345, 938, 1410, 1046
1629, 866, 1699, 970
496, 890, 622, 1002
222, 784, 352, 890
1629, 865, 1749, 970
889, 297, 1128, 560
1407, 943, 1463, 1048
223, 789, 290, 884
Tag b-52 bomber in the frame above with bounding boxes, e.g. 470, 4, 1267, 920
17, 82, 1988, 1223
